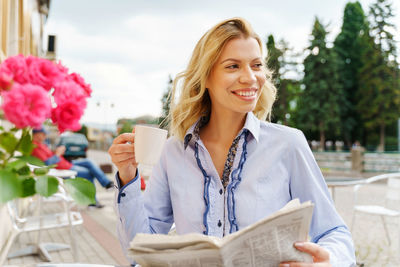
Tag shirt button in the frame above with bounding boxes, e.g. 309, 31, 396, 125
218, 220, 222, 227
121, 192, 126, 197
219, 189, 223, 195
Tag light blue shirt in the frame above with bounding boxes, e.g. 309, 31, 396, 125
115, 112, 356, 266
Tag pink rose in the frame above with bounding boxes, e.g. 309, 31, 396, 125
51, 101, 84, 133
53, 79, 87, 108
27, 56, 66, 90
68, 72, 92, 96
1, 83, 52, 128
0, 66, 13, 90
55, 61, 69, 75
1, 54, 29, 84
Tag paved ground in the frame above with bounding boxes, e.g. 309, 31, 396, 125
4, 150, 400, 266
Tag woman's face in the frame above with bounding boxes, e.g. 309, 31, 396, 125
206, 37, 266, 117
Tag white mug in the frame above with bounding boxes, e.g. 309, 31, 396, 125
134, 125, 168, 166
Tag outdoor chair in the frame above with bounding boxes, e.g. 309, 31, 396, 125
0, 173, 82, 265
351, 172, 400, 249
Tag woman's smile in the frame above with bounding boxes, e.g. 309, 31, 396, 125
231, 88, 258, 101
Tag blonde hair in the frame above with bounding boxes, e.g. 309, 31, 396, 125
168, 17, 276, 140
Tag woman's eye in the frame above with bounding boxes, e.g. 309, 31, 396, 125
226, 64, 239, 69
253, 63, 263, 69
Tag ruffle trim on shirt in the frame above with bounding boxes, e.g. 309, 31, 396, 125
227, 130, 249, 233
194, 142, 212, 235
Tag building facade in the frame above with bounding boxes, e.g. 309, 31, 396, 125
0, 0, 50, 61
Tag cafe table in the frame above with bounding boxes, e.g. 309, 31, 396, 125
324, 177, 366, 202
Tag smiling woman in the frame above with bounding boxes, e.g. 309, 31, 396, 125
169, 18, 276, 141
108, 17, 356, 267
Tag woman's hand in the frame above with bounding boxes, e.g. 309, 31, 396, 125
55, 145, 66, 156
108, 131, 138, 186
279, 242, 331, 267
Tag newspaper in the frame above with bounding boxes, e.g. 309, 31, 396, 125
129, 199, 314, 267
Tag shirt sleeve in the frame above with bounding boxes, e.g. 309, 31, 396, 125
44, 155, 60, 166
288, 129, 356, 267
115, 149, 173, 264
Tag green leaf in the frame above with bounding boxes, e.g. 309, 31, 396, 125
35, 175, 59, 197
33, 167, 49, 175
0, 169, 21, 203
0, 132, 18, 154
0, 150, 6, 160
16, 155, 45, 167
5, 159, 28, 171
17, 165, 31, 176
64, 178, 96, 205
18, 132, 34, 156
20, 177, 36, 197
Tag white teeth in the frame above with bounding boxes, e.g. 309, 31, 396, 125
236, 91, 256, 97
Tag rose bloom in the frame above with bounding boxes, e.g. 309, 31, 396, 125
1, 83, 52, 128
1, 54, 29, 84
27, 56, 66, 91
51, 101, 84, 133
0, 66, 13, 91
68, 73, 92, 97
53, 79, 87, 108
55, 61, 69, 75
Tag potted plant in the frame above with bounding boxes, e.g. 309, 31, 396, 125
0, 55, 95, 205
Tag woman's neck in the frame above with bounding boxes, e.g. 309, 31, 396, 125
201, 109, 247, 144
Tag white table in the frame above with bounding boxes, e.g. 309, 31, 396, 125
325, 177, 366, 202
7, 168, 80, 262
48, 169, 77, 179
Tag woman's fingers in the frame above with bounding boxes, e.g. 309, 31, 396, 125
111, 153, 136, 164
112, 132, 135, 145
294, 242, 330, 262
279, 242, 331, 267
108, 133, 137, 167
279, 262, 327, 267
109, 143, 134, 154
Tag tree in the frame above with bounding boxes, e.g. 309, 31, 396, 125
357, 0, 400, 151
266, 35, 282, 84
159, 75, 173, 130
296, 18, 341, 150
119, 121, 133, 134
76, 124, 88, 138
333, 1, 367, 147
266, 35, 301, 126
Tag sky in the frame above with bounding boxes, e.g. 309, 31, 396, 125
44, 0, 400, 127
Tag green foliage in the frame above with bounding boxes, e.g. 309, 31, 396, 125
0, 170, 21, 202
266, 35, 301, 125
0, 127, 96, 205
64, 178, 96, 205
333, 1, 367, 145
266, 35, 282, 83
16, 155, 46, 167
119, 121, 133, 134
35, 175, 59, 197
0, 132, 18, 154
20, 177, 36, 197
77, 124, 88, 138
369, 0, 397, 58
159, 75, 173, 130
18, 131, 35, 155
356, 0, 400, 150
33, 166, 50, 175
296, 18, 342, 148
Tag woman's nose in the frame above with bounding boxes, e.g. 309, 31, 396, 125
239, 66, 257, 84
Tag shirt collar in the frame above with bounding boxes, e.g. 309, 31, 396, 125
184, 116, 209, 149
183, 112, 260, 150
242, 112, 260, 143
